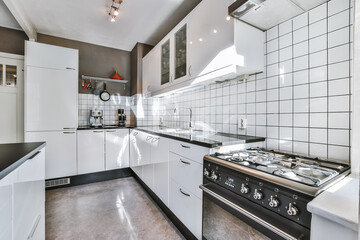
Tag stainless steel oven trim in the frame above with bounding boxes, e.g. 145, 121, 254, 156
200, 184, 298, 240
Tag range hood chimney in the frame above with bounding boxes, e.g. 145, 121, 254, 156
228, 0, 327, 31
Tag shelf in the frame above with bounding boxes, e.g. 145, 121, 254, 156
81, 75, 128, 84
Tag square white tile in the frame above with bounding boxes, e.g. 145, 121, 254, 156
310, 113, 327, 128
328, 129, 350, 146
280, 114, 293, 127
267, 127, 279, 138
309, 19, 327, 38
267, 89, 279, 101
267, 114, 279, 126
293, 12, 308, 30
328, 44, 350, 64
310, 82, 327, 98
280, 127, 293, 140
267, 38, 278, 53
294, 99, 309, 113
328, 0, 350, 16
328, 112, 350, 129
309, 50, 327, 68
310, 143, 327, 159
309, 3, 327, 24
256, 115, 266, 126
293, 41, 309, 58
267, 26, 279, 41
293, 128, 309, 141
279, 33, 293, 48
279, 140, 293, 152
293, 70, 309, 85
310, 66, 328, 82
267, 76, 279, 89
310, 128, 327, 144
328, 27, 350, 48
267, 101, 279, 114
267, 51, 279, 65
293, 141, 309, 155
294, 84, 309, 99
279, 60, 292, 74
310, 97, 327, 113
279, 20, 292, 35
293, 55, 309, 71
294, 113, 309, 127
267, 139, 279, 150
267, 64, 279, 77
279, 73, 292, 87
293, 27, 308, 44
328, 145, 349, 163
328, 95, 350, 112
328, 61, 350, 80
279, 46, 292, 62
280, 87, 293, 100
256, 102, 267, 113
256, 90, 267, 102
280, 100, 293, 113
329, 78, 350, 96
328, 10, 349, 32
309, 35, 327, 53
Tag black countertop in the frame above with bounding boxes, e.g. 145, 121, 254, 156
0, 142, 46, 180
135, 127, 265, 148
77, 125, 135, 130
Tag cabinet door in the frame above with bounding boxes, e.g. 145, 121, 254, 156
25, 66, 77, 131
173, 24, 189, 83
151, 136, 169, 206
187, 0, 234, 81
26, 41, 78, 70
26, 131, 77, 179
105, 129, 130, 170
0, 185, 12, 240
142, 47, 161, 94
130, 130, 142, 177
78, 130, 105, 175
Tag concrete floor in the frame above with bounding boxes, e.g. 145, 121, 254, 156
46, 177, 185, 240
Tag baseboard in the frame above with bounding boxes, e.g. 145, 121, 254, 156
131, 169, 197, 240
45, 168, 132, 190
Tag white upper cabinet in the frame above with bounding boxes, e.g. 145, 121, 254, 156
105, 129, 130, 170
25, 66, 78, 131
142, 46, 161, 95
25, 41, 78, 70
144, 0, 264, 96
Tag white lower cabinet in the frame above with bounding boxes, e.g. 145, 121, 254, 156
169, 179, 202, 239
26, 131, 77, 179
130, 130, 142, 178
77, 130, 105, 175
105, 129, 130, 170
0, 147, 45, 240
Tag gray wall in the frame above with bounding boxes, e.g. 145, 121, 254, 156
0, 26, 28, 55
37, 34, 131, 96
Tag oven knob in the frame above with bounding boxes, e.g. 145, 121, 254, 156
240, 184, 249, 194
253, 189, 263, 200
287, 203, 299, 216
269, 196, 279, 208
204, 168, 210, 178
210, 171, 218, 181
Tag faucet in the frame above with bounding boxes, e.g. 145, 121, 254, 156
173, 107, 193, 130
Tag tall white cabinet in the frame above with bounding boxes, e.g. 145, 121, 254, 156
24, 41, 78, 179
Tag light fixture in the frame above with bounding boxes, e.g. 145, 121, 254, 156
109, 0, 123, 22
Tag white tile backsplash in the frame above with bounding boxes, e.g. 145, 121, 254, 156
137, 2, 352, 163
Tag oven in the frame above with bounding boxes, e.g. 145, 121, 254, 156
200, 159, 312, 240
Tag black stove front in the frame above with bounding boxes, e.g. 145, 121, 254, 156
201, 158, 312, 240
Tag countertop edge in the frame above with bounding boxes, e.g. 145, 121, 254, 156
307, 174, 359, 231
0, 142, 46, 180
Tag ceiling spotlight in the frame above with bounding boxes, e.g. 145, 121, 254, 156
213, 29, 217, 33
113, 8, 119, 16
111, 16, 116, 22
226, 16, 231, 21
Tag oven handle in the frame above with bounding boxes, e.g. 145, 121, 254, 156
199, 184, 298, 240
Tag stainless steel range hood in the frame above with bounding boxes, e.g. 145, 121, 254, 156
229, 0, 328, 31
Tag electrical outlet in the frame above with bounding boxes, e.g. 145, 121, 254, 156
238, 117, 247, 129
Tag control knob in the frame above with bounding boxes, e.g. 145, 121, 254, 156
253, 189, 263, 200
269, 196, 279, 208
204, 168, 210, 178
210, 171, 218, 181
240, 184, 249, 194
287, 203, 299, 216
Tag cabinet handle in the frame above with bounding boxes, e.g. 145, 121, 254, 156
188, 65, 192, 77
179, 188, 190, 197
146, 136, 153, 141
93, 131, 103, 133
28, 151, 41, 160
106, 130, 116, 132
180, 159, 191, 165
63, 132, 75, 134
133, 132, 138, 136
151, 137, 160, 142
27, 214, 41, 239
63, 127, 75, 130
170, 74, 174, 84
180, 144, 190, 149
66, 67, 76, 70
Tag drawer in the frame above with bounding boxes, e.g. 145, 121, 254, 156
18, 149, 45, 182
169, 152, 203, 199
169, 139, 209, 164
0, 168, 19, 186
169, 179, 202, 239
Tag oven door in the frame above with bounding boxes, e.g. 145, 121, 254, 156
200, 182, 310, 240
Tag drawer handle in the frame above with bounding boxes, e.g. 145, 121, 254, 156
146, 136, 153, 141
180, 144, 190, 149
66, 67, 75, 70
63, 127, 75, 130
133, 132, 138, 136
93, 131, 103, 133
179, 188, 190, 197
106, 130, 116, 132
151, 137, 160, 142
28, 151, 41, 160
180, 159, 191, 165
27, 214, 41, 239
63, 132, 75, 134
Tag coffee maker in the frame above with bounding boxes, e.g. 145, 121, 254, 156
118, 109, 126, 127
89, 108, 103, 127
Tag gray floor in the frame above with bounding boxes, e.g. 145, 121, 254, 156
46, 177, 185, 240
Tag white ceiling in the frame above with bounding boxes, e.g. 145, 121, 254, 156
0, 0, 21, 30
3, 0, 200, 51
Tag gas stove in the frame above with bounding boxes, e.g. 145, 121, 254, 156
212, 149, 348, 188
201, 148, 350, 239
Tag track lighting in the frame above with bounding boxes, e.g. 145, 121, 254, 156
109, 0, 123, 22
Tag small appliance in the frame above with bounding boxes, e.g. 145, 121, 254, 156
89, 108, 103, 127
118, 109, 126, 127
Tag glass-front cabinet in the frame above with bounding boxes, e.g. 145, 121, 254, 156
174, 24, 187, 80
161, 40, 170, 85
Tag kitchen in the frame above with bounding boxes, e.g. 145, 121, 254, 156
0, 0, 358, 239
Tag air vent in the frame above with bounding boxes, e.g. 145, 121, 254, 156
45, 178, 70, 188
